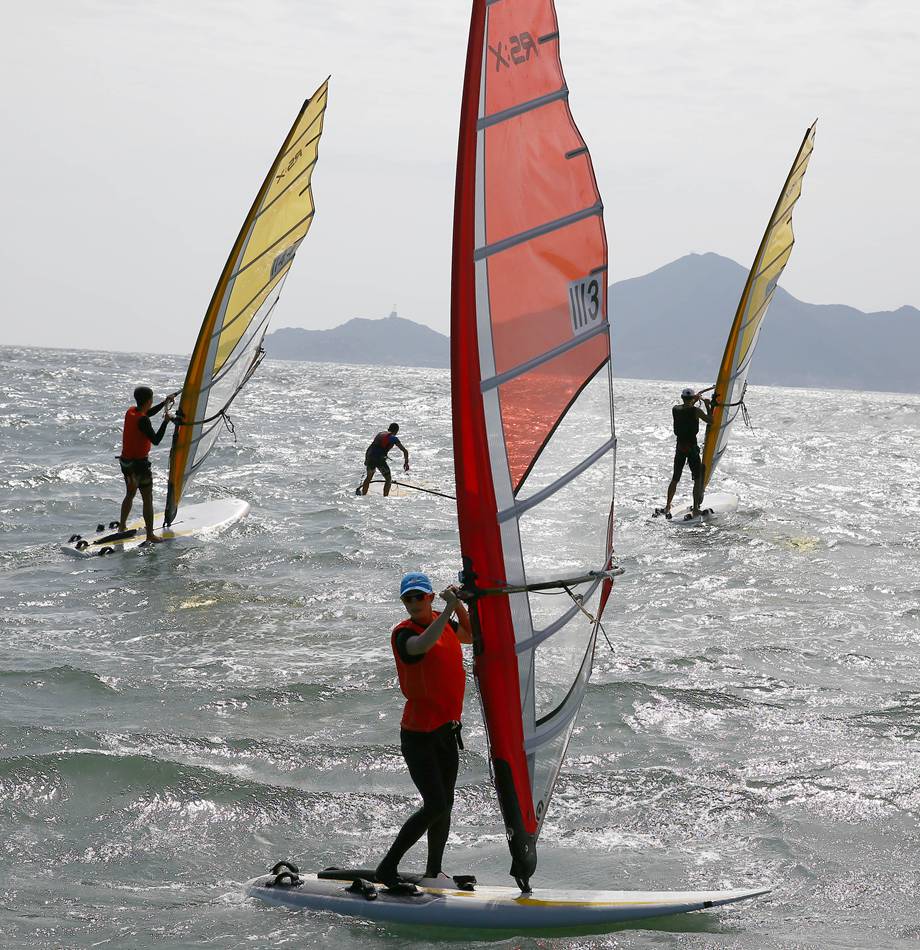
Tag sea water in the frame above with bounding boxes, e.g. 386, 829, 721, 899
1, 344, 919, 948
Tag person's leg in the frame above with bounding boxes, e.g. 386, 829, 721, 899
665, 450, 684, 513
377, 730, 451, 885
139, 482, 160, 542
379, 461, 392, 497
665, 478, 678, 512
689, 450, 703, 513
119, 475, 137, 531
359, 465, 374, 495
424, 727, 459, 878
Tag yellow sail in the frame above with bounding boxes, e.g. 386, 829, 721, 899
165, 79, 329, 524
701, 121, 816, 490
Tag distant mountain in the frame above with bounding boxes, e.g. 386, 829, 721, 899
265, 257, 919, 392
612, 253, 920, 393
265, 311, 448, 368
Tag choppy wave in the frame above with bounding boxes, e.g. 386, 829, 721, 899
1, 346, 920, 947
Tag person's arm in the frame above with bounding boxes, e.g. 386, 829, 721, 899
697, 399, 712, 424
452, 596, 473, 645
139, 410, 174, 446
146, 394, 175, 419
404, 589, 461, 655
395, 438, 410, 472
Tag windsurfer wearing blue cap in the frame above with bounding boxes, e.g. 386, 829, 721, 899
656, 386, 712, 519
375, 571, 472, 890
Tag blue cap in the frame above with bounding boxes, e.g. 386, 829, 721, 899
400, 572, 433, 596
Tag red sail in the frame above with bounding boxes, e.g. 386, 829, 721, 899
452, 0, 615, 885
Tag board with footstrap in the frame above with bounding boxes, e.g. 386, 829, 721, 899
61, 498, 250, 557
652, 491, 739, 527
245, 864, 770, 930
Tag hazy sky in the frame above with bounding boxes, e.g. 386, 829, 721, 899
2, 1, 918, 355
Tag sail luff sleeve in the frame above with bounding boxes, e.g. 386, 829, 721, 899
701, 122, 816, 488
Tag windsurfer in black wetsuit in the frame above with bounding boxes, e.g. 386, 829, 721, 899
356, 423, 410, 497
656, 386, 712, 519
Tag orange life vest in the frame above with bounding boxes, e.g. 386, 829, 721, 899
121, 406, 152, 460
391, 611, 465, 732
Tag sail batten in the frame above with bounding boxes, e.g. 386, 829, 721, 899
452, 0, 616, 886
164, 80, 329, 525
481, 320, 609, 390
701, 121, 815, 490
479, 87, 568, 128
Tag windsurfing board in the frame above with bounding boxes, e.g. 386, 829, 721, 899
655, 491, 739, 527
244, 870, 770, 930
61, 498, 250, 557
360, 479, 451, 500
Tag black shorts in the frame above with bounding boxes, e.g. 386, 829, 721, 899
120, 457, 153, 488
672, 444, 702, 482
365, 452, 391, 479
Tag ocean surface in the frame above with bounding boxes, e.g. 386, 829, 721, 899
1, 344, 919, 949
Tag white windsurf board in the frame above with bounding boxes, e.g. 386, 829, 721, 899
244, 869, 770, 930
61, 498, 250, 557
655, 491, 739, 527
359, 479, 452, 500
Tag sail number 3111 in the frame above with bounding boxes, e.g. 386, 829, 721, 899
568, 274, 603, 337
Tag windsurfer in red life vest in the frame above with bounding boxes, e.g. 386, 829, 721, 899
375, 571, 473, 891
356, 423, 409, 497
117, 386, 175, 542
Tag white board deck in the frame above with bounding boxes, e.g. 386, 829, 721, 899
244, 871, 770, 930
360, 479, 451, 500
61, 498, 250, 557
658, 491, 739, 527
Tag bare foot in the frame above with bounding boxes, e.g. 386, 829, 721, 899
117, 523, 127, 532
143, 534, 164, 544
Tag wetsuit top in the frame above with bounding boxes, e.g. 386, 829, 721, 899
672, 403, 700, 452
391, 612, 464, 732
121, 401, 169, 460
367, 431, 402, 461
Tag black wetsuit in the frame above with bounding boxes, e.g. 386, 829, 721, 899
671, 403, 703, 482
377, 622, 462, 883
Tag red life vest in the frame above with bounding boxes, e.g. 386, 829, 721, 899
121, 406, 152, 460
371, 431, 397, 455
391, 612, 465, 732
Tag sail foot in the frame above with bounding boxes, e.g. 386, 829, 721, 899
492, 758, 538, 888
